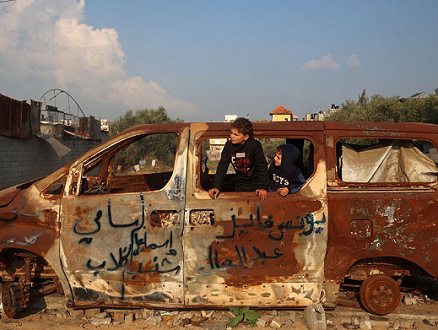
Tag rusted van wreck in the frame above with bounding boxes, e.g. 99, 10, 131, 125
1, 120, 438, 317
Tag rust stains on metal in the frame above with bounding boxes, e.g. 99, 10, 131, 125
0, 93, 32, 138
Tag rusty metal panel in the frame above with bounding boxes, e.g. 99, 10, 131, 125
30, 99, 42, 136
0, 93, 32, 138
78, 116, 101, 139
183, 123, 328, 308
324, 126, 438, 284
58, 127, 189, 308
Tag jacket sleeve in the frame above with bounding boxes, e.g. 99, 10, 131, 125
213, 142, 232, 190
254, 141, 269, 190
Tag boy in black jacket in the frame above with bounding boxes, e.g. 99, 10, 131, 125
208, 117, 268, 200
268, 144, 305, 197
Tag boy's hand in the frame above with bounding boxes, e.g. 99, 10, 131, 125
208, 188, 220, 199
255, 189, 267, 201
276, 187, 289, 197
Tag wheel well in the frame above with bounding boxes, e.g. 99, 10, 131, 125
0, 248, 60, 289
344, 257, 429, 282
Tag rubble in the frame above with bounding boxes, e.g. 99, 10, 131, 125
2, 291, 438, 329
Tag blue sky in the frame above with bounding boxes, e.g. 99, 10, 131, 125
1, 0, 437, 122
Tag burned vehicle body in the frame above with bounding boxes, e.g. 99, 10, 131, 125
1, 121, 438, 317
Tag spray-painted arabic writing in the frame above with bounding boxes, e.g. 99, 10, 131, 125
199, 204, 326, 275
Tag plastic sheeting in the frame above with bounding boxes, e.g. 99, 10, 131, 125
340, 140, 438, 183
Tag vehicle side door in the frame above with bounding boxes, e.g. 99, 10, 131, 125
60, 126, 188, 308
183, 122, 328, 308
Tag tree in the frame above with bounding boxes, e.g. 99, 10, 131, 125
109, 107, 183, 168
109, 106, 183, 137
328, 90, 438, 125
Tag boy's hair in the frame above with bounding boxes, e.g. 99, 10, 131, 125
231, 117, 253, 138
276, 146, 282, 155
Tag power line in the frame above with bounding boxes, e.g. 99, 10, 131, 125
0, 0, 17, 3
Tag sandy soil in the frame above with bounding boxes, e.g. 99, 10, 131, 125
1, 295, 438, 330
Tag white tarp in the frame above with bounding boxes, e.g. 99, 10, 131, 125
340, 140, 438, 183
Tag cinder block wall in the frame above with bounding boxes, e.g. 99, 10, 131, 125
0, 135, 101, 189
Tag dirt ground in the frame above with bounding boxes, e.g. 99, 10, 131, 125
2, 278, 438, 330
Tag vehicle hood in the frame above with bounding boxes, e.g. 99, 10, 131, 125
0, 178, 42, 207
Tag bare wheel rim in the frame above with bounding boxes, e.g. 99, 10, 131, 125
2, 282, 18, 318
359, 274, 401, 315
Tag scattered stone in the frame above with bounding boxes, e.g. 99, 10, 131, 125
285, 311, 297, 323
257, 318, 267, 326
144, 315, 162, 326
282, 319, 293, 326
94, 311, 108, 319
140, 308, 152, 319
190, 315, 207, 326
361, 320, 372, 330
423, 318, 436, 326
270, 316, 281, 328
403, 294, 418, 306
91, 317, 112, 325
125, 312, 134, 323
205, 319, 229, 330
173, 312, 193, 326
84, 308, 101, 319
352, 316, 360, 327
304, 303, 327, 330
68, 309, 85, 319
55, 309, 69, 319
201, 310, 215, 318
112, 311, 125, 323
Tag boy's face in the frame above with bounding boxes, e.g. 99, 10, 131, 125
230, 128, 249, 145
274, 151, 282, 167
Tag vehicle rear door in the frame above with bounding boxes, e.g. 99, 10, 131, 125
183, 121, 328, 307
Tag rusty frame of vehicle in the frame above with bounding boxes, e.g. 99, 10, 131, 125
1, 120, 438, 318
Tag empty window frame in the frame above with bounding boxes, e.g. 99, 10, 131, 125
336, 138, 438, 183
199, 137, 314, 192
80, 133, 178, 194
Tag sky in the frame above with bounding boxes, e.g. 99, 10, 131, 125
1, 0, 437, 122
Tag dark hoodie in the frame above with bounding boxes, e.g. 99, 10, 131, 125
268, 144, 305, 194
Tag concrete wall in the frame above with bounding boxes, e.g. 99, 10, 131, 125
0, 135, 101, 189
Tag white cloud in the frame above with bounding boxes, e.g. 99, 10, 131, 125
347, 54, 362, 69
302, 54, 341, 72
0, 0, 198, 119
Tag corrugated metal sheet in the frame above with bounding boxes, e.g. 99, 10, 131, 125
0, 93, 32, 138
79, 116, 101, 139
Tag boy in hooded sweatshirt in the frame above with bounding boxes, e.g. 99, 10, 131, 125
268, 144, 306, 197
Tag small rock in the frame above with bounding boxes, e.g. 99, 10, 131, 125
270, 316, 282, 328
403, 294, 418, 306
361, 320, 372, 330
352, 317, 360, 327
144, 315, 162, 326
112, 311, 125, 323
258, 318, 267, 327
125, 312, 134, 324
190, 315, 206, 326
201, 310, 215, 318
69, 309, 84, 319
94, 311, 108, 319
84, 308, 101, 319
282, 319, 293, 326
140, 308, 152, 319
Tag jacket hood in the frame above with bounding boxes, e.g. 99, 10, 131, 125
279, 144, 300, 173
